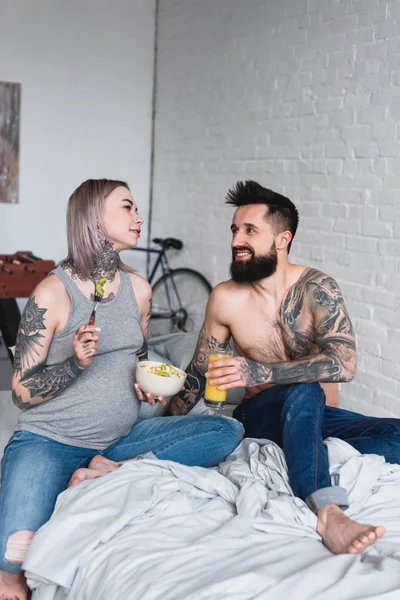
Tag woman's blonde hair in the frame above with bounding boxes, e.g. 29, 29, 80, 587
63, 178, 135, 279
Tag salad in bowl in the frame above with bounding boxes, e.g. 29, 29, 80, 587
135, 361, 186, 397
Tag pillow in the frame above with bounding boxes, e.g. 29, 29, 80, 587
148, 332, 196, 370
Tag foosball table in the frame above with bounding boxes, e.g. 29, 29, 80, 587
0, 252, 56, 358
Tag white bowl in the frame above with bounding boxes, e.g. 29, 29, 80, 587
135, 361, 187, 397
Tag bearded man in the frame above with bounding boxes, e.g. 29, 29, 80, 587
167, 180, 400, 555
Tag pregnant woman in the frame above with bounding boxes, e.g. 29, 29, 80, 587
0, 178, 243, 600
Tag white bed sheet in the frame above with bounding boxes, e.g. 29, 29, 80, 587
24, 438, 400, 600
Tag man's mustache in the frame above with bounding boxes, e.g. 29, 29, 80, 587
232, 246, 254, 256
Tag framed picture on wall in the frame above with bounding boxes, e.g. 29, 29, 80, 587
0, 81, 21, 204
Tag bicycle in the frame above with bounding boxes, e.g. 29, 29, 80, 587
129, 237, 212, 337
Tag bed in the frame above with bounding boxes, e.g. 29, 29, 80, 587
24, 437, 400, 600
2, 333, 400, 599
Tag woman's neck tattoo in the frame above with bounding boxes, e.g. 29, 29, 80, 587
89, 240, 119, 283
61, 240, 119, 284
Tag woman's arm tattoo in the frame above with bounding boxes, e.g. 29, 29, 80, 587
12, 295, 82, 409
13, 357, 83, 409
13, 295, 46, 376
137, 298, 151, 361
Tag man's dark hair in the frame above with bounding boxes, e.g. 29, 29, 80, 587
225, 180, 299, 253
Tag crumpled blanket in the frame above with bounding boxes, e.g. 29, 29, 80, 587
24, 438, 400, 600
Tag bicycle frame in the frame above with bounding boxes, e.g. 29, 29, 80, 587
130, 247, 184, 322
131, 246, 168, 284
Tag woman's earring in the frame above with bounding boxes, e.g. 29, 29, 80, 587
96, 221, 104, 241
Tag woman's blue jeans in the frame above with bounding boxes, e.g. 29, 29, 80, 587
233, 383, 400, 513
0, 415, 243, 573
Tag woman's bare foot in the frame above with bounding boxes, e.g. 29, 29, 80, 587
68, 455, 121, 487
317, 504, 386, 555
0, 570, 28, 600
67, 455, 141, 488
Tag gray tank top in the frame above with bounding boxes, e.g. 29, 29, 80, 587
16, 266, 143, 450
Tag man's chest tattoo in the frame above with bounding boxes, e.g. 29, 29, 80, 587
277, 270, 316, 358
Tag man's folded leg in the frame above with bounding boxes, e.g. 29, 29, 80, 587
279, 383, 349, 511
233, 383, 346, 507
322, 405, 400, 464
233, 383, 385, 554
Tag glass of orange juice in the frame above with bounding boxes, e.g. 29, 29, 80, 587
204, 350, 233, 409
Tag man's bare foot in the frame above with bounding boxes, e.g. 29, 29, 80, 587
317, 504, 386, 555
0, 570, 28, 600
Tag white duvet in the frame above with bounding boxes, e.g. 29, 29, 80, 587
24, 438, 400, 600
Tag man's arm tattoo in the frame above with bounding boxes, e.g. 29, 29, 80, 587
167, 326, 228, 416
192, 325, 229, 372
167, 363, 205, 416
280, 269, 355, 354
308, 273, 355, 337
137, 298, 151, 361
237, 337, 356, 386
237, 271, 357, 387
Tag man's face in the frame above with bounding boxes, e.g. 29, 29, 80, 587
230, 205, 278, 283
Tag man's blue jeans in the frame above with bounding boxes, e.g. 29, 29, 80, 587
233, 383, 400, 513
0, 415, 243, 573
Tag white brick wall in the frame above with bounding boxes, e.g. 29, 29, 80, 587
152, 0, 400, 416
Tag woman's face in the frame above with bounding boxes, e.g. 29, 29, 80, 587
101, 186, 144, 251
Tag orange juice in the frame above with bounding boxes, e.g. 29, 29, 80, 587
204, 351, 233, 408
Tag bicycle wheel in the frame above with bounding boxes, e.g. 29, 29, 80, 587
150, 268, 212, 337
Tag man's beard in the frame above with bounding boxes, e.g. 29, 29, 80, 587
230, 244, 278, 283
